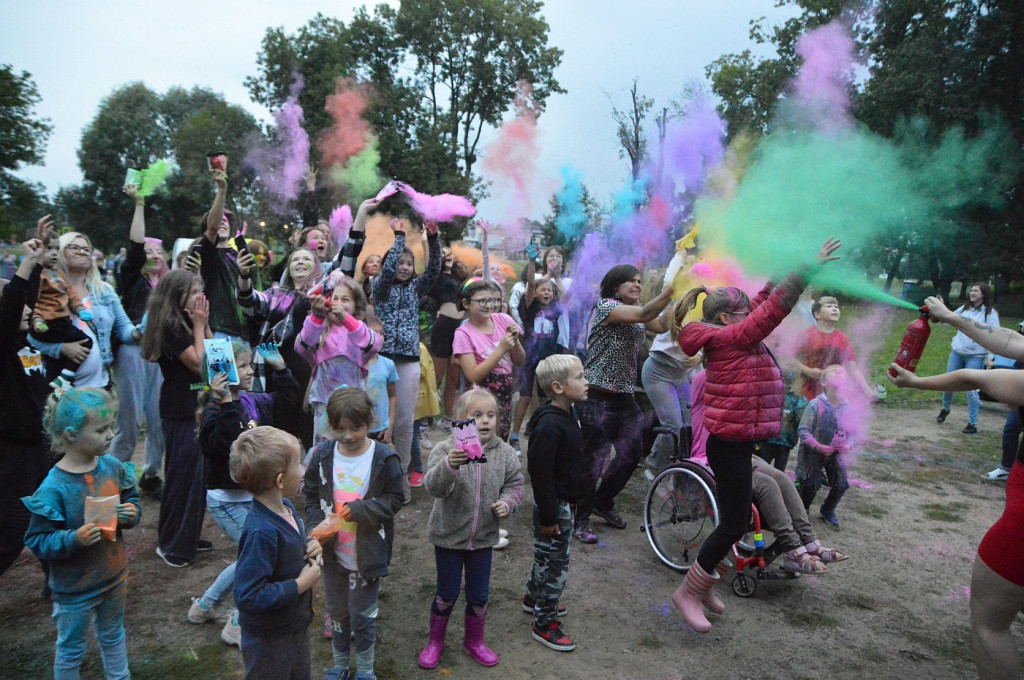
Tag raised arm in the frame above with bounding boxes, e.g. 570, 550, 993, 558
125, 184, 146, 245
413, 225, 442, 296
924, 296, 1024, 361
204, 170, 228, 243
606, 284, 675, 328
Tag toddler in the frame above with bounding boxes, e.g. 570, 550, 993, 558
796, 364, 853, 528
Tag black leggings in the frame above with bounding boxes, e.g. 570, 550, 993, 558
696, 434, 756, 573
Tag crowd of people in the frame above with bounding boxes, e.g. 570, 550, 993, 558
0, 169, 1019, 679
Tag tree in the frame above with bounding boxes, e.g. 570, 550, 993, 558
69, 84, 263, 249
0, 65, 53, 238
609, 79, 653, 182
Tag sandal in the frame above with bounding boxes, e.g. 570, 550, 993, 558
811, 547, 848, 563
782, 550, 827, 574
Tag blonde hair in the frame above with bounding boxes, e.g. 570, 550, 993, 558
534, 354, 582, 398
58, 232, 108, 295
453, 388, 498, 420
229, 426, 301, 493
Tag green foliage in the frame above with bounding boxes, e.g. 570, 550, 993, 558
0, 65, 53, 239
64, 84, 263, 250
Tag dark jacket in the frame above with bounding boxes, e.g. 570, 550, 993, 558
372, 232, 442, 360
118, 240, 151, 324
303, 440, 404, 579
1, 273, 51, 444
526, 402, 586, 526
678, 272, 804, 441
234, 498, 312, 637
199, 369, 302, 490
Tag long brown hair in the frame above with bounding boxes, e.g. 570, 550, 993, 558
966, 282, 994, 318
671, 285, 751, 339
141, 269, 202, 362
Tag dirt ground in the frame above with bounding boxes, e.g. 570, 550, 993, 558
2, 400, 1020, 679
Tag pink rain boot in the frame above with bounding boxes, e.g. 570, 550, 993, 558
702, 561, 730, 615
671, 562, 719, 633
418, 612, 450, 669
463, 607, 499, 667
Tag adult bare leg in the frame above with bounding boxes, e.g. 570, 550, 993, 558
970, 555, 1024, 680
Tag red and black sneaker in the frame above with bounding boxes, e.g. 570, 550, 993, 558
521, 594, 567, 617
531, 621, 576, 652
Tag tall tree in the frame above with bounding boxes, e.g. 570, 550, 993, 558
0, 65, 53, 238
609, 79, 653, 182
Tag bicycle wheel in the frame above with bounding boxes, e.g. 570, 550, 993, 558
644, 465, 719, 572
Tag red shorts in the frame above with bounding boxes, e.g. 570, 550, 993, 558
977, 461, 1024, 587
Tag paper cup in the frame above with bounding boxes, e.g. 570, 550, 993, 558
207, 152, 228, 172
124, 169, 142, 188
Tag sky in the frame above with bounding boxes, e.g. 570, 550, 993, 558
0, 0, 794, 220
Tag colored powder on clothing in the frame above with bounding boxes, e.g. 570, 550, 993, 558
245, 76, 310, 212
137, 160, 171, 197
318, 78, 371, 168
332, 138, 384, 199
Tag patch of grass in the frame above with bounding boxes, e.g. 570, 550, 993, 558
922, 501, 968, 522
855, 503, 887, 518
638, 635, 662, 649
781, 608, 838, 628
132, 644, 238, 680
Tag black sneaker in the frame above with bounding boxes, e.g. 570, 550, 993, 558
156, 547, 191, 568
819, 509, 841, 528
936, 409, 950, 423
962, 423, 977, 435
196, 539, 214, 552
572, 521, 597, 544
521, 595, 567, 617
592, 507, 627, 530
138, 474, 162, 499
532, 621, 576, 652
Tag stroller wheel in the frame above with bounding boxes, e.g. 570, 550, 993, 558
732, 573, 757, 598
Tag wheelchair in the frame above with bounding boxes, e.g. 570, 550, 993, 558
642, 427, 799, 597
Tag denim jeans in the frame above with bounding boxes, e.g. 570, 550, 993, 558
52, 582, 129, 680
940, 351, 986, 425
410, 419, 424, 474
432, 546, 493, 614
323, 558, 380, 675
109, 344, 164, 477
198, 498, 251, 609
1001, 407, 1023, 470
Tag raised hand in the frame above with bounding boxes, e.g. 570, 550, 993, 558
423, 219, 439, 236
211, 168, 228, 189
309, 294, 328, 319
256, 342, 286, 370
816, 237, 842, 264
36, 214, 55, 243
210, 372, 231, 402
922, 296, 955, 324
184, 252, 202, 273
236, 251, 255, 278
21, 238, 44, 264
188, 293, 209, 327
389, 218, 405, 235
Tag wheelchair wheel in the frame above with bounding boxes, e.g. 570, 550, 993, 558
644, 464, 718, 572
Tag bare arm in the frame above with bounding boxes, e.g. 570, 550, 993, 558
924, 296, 1024, 360
889, 365, 1024, 407
523, 257, 537, 308
606, 285, 674, 327
205, 170, 228, 243
125, 185, 146, 244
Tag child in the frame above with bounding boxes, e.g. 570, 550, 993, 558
190, 342, 302, 647
231, 426, 322, 680
523, 355, 588, 653
453, 278, 525, 441
796, 364, 853, 528
364, 350, 398, 447
372, 205, 442, 503
417, 388, 523, 668
295, 270, 382, 445
23, 387, 141, 679
30, 240, 94, 381
511, 249, 568, 452
670, 237, 841, 633
411, 341, 440, 488
795, 295, 871, 400
303, 388, 404, 680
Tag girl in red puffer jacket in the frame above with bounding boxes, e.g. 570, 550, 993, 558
668, 238, 841, 633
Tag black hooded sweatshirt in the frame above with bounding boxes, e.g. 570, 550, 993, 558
0, 274, 50, 445
526, 402, 586, 526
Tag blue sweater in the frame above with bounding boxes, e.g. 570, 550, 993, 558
234, 498, 313, 638
22, 455, 141, 604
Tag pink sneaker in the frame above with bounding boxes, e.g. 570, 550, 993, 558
409, 472, 424, 488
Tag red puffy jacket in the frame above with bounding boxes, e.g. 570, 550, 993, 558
678, 273, 804, 441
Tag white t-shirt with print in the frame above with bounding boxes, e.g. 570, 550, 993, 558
331, 441, 374, 570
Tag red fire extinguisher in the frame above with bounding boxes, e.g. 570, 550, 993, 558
889, 306, 931, 377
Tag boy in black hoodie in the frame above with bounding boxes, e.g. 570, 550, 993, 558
0, 238, 53, 576
523, 354, 588, 653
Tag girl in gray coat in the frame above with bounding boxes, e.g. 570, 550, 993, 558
417, 388, 524, 669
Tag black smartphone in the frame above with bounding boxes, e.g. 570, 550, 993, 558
233, 234, 249, 254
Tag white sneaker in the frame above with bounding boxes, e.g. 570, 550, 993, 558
418, 430, 433, 451
983, 467, 1010, 481
437, 418, 453, 435
187, 598, 227, 623
498, 528, 508, 539
221, 610, 241, 647
493, 536, 509, 550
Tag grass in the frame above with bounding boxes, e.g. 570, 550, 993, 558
854, 502, 887, 518
782, 608, 838, 628
638, 635, 662, 649
922, 501, 968, 522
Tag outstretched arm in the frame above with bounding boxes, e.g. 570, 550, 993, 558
924, 296, 1024, 361
889, 365, 1024, 407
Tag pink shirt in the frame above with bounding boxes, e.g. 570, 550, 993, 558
452, 313, 521, 377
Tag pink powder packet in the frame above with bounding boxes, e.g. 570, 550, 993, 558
452, 418, 487, 463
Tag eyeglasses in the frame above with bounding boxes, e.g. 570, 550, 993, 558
471, 298, 502, 307
65, 244, 91, 254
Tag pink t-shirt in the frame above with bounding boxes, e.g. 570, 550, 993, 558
452, 313, 521, 377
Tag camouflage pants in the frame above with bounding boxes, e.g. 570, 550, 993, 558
526, 501, 573, 625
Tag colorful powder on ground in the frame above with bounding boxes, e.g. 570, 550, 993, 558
849, 477, 874, 489
137, 160, 171, 197
319, 78, 371, 168
332, 137, 384, 199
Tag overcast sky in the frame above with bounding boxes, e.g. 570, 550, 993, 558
1, 0, 793, 219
